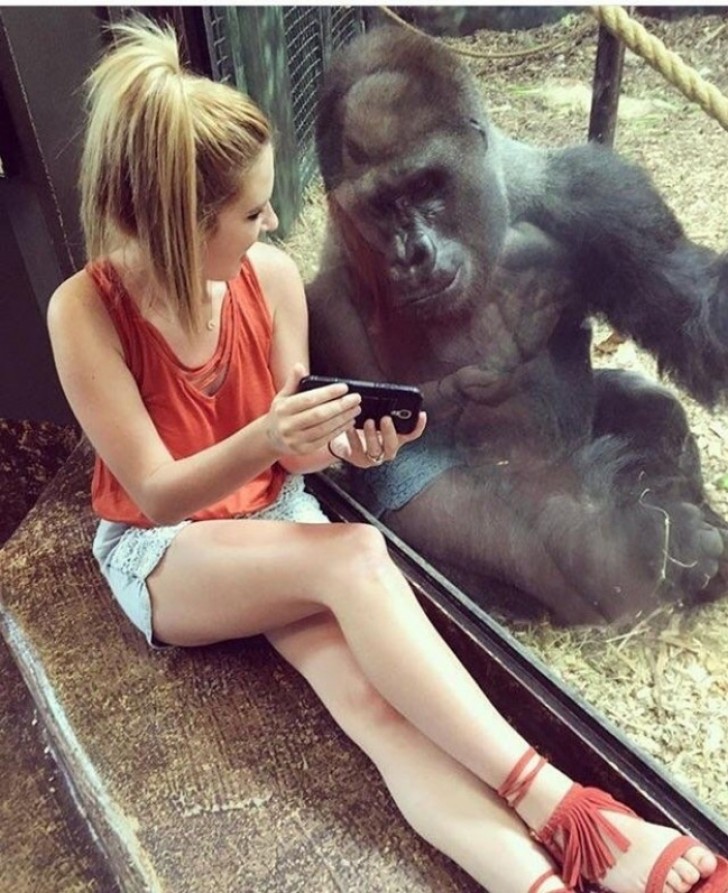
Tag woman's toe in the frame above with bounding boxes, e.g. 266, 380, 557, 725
673, 857, 701, 886
684, 846, 717, 879
666, 866, 693, 893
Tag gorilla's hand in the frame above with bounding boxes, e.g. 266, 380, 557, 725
417, 224, 575, 422
441, 365, 513, 404
494, 222, 575, 356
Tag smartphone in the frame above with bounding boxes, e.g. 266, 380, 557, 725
298, 374, 423, 435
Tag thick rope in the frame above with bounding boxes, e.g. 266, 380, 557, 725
379, 6, 595, 62
591, 5, 728, 132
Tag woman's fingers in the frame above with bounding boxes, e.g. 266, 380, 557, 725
271, 379, 361, 452
363, 419, 392, 462
398, 411, 427, 444
273, 377, 426, 459
289, 385, 361, 429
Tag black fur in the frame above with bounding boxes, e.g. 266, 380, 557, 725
306, 27, 728, 625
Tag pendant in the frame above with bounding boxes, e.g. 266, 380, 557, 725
207, 319, 216, 331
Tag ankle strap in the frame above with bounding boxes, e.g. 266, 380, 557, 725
497, 746, 548, 808
528, 868, 570, 893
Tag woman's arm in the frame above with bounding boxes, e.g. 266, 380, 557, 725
250, 242, 427, 474
47, 269, 358, 523
250, 241, 345, 474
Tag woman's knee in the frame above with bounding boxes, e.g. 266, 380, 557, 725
333, 522, 392, 579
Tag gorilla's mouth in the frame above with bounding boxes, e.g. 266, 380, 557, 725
398, 267, 463, 309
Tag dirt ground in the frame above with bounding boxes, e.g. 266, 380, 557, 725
285, 10, 728, 820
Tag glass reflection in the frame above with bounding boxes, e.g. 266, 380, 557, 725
287, 9, 728, 823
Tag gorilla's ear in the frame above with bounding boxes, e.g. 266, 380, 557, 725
316, 82, 348, 191
468, 118, 488, 147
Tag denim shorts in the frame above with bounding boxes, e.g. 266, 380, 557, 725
92, 475, 330, 648
339, 423, 465, 517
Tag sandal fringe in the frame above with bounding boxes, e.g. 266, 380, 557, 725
537, 783, 635, 889
498, 750, 727, 893
527, 868, 571, 893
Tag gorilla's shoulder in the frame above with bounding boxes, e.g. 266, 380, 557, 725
506, 141, 684, 245
546, 142, 664, 199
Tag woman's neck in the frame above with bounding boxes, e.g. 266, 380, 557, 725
111, 242, 222, 325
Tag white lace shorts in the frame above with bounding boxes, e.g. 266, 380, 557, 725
92, 475, 330, 648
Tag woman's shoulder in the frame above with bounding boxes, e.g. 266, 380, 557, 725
47, 265, 122, 353
246, 240, 301, 278
48, 268, 100, 325
245, 241, 303, 304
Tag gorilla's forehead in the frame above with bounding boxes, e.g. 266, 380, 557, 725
336, 134, 463, 207
344, 70, 463, 159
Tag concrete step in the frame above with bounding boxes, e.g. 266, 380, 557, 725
0, 634, 120, 892
0, 438, 479, 892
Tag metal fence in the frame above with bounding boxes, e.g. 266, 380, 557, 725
202, 6, 364, 237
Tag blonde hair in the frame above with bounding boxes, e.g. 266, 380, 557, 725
80, 15, 271, 332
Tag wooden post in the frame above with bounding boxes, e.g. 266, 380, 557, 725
588, 23, 627, 146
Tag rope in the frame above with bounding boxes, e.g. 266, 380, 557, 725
378, 6, 595, 62
590, 5, 728, 132
378, 5, 728, 130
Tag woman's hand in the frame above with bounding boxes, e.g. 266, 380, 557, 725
330, 411, 427, 469
266, 363, 362, 456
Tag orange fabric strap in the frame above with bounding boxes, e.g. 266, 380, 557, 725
497, 746, 547, 808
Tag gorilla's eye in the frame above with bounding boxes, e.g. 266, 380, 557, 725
408, 169, 445, 203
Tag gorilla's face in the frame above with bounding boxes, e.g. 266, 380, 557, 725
326, 69, 509, 321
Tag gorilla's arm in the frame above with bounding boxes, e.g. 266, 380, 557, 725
528, 144, 728, 406
416, 223, 576, 417
306, 262, 387, 381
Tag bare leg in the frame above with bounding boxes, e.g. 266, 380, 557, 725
148, 518, 719, 893
149, 518, 531, 787
266, 611, 565, 893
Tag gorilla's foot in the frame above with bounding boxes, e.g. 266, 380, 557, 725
541, 493, 727, 624
500, 752, 723, 893
639, 499, 726, 604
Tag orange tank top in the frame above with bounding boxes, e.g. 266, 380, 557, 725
87, 258, 286, 526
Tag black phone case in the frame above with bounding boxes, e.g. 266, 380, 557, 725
298, 375, 423, 434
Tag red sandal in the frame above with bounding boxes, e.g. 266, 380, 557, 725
528, 868, 572, 893
498, 747, 728, 893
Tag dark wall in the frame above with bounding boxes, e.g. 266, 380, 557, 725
0, 189, 71, 423
0, 6, 103, 423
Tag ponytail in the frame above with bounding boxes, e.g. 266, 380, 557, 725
80, 15, 271, 333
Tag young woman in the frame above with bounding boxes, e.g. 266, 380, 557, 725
47, 16, 727, 893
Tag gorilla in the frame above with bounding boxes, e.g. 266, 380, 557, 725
305, 26, 728, 626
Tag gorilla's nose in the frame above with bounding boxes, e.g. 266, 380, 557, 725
390, 231, 436, 282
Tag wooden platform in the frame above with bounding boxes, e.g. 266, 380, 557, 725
0, 435, 480, 892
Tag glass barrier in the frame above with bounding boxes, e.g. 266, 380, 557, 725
287, 10, 728, 835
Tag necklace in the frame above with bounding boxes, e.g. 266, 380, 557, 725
205, 284, 225, 331
204, 295, 217, 331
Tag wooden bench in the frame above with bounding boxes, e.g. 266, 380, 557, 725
0, 437, 480, 892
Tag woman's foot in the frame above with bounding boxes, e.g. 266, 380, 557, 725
593, 818, 717, 893
500, 752, 721, 893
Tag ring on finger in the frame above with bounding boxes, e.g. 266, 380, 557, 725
366, 450, 385, 465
